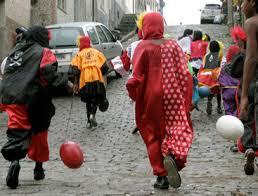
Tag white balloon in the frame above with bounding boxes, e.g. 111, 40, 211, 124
216, 115, 244, 141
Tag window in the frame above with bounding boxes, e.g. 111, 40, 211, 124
96, 26, 108, 43
31, 0, 38, 5
205, 4, 221, 10
48, 27, 83, 49
101, 26, 116, 42
86, 27, 99, 45
58, 0, 67, 12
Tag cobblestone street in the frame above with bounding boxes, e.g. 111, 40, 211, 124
0, 25, 257, 196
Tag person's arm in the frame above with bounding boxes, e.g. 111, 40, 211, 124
240, 19, 258, 119
101, 62, 109, 76
126, 43, 146, 101
70, 55, 81, 93
39, 48, 70, 89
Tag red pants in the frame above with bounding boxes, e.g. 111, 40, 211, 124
139, 127, 167, 177
140, 112, 193, 176
28, 131, 49, 162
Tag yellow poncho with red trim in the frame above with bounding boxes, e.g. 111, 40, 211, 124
71, 48, 106, 89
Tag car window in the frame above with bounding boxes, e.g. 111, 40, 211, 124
49, 27, 83, 49
96, 26, 108, 43
101, 25, 116, 42
205, 4, 221, 9
86, 26, 99, 45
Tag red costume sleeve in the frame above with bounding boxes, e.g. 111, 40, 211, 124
39, 48, 68, 88
120, 50, 131, 72
126, 44, 146, 101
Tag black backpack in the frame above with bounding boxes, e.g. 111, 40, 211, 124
229, 52, 245, 79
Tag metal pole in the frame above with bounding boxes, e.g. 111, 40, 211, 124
92, 0, 95, 21
133, 0, 135, 14
227, 0, 233, 27
159, 0, 165, 16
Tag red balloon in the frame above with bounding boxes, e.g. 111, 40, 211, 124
59, 141, 84, 169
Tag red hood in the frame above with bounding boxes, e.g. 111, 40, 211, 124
226, 45, 240, 63
80, 36, 91, 51
142, 12, 164, 40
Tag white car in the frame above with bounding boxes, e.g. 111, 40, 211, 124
201, 4, 222, 24
47, 22, 124, 75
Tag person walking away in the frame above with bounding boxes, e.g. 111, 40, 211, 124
71, 36, 109, 129
111, 18, 144, 134
238, 0, 258, 175
198, 40, 224, 115
0, 25, 72, 189
219, 26, 247, 152
177, 29, 193, 56
189, 30, 208, 76
126, 12, 193, 189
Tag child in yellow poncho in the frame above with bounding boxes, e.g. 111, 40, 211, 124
71, 36, 109, 129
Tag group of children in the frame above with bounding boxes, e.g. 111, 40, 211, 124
178, 26, 245, 118
177, 0, 258, 177
1, 0, 258, 190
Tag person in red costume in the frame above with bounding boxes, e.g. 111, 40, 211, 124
0, 26, 72, 189
189, 30, 209, 76
126, 12, 193, 189
112, 26, 143, 134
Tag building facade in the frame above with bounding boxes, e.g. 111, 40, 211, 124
0, 0, 160, 60
0, 0, 31, 60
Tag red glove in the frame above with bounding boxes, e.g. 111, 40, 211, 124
126, 78, 140, 101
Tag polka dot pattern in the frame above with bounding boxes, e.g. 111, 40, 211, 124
160, 40, 193, 163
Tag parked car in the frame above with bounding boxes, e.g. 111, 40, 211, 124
213, 14, 225, 24
46, 22, 124, 75
200, 4, 221, 24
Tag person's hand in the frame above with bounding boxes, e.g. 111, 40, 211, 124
66, 80, 74, 93
239, 95, 249, 120
73, 83, 79, 94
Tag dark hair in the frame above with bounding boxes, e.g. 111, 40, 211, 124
25, 25, 49, 48
209, 40, 220, 53
178, 29, 193, 40
256, 0, 258, 12
192, 30, 203, 41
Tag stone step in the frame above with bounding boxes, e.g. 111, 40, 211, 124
116, 14, 137, 35
118, 23, 136, 28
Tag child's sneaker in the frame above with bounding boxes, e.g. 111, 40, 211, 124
244, 148, 255, 175
86, 121, 92, 129
34, 168, 45, 181
153, 176, 169, 189
163, 156, 181, 188
230, 143, 238, 153
89, 114, 97, 127
132, 127, 139, 134
6, 160, 20, 189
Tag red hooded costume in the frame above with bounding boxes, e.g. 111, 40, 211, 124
126, 13, 193, 176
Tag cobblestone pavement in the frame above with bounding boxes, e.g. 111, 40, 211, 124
0, 25, 257, 196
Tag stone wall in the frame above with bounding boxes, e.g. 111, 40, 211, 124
74, 0, 93, 22
31, 0, 57, 26
0, 0, 31, 60
6, 0, 31, 27
56, 0, 75, 24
